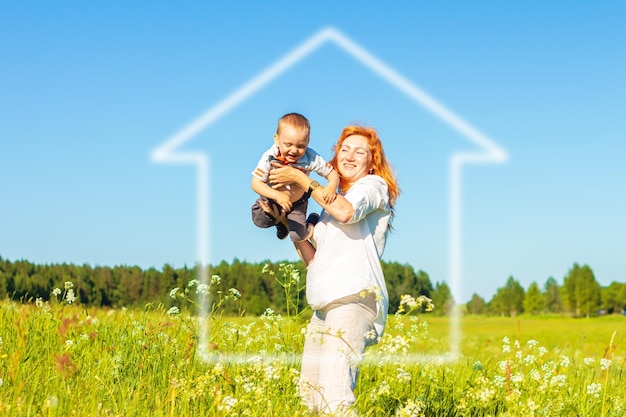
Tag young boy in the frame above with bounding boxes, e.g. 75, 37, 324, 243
251, 113, 339, 240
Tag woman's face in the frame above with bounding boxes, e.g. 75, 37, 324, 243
336, 134, 372, 183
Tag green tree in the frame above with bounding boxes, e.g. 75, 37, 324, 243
523, 281, 544, 315
563, 263, 602, 317
466, 293, 487, 315
601, 282, 626, 314
430, 281, 454, 316
488, 287, 508, 316
489, 276, 525, 316
382, 262, 433, 313
543, 276, 563, 313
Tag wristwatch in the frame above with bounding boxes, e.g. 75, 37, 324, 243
308, 180, 320, 193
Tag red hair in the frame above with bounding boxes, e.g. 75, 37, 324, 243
330, 125, 400, 213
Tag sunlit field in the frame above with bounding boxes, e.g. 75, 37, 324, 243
1, 267, 624, 416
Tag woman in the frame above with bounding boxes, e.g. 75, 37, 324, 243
263, 124, 399, 415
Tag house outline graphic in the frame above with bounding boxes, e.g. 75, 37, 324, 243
151, 26, 508, 363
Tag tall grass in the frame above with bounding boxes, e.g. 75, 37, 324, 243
0, 267, 624, 416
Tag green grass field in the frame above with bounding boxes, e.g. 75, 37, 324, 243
425, 315, 626, 359
0, 281, 624, 416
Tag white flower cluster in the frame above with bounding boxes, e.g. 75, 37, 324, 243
395, 398, 425, 417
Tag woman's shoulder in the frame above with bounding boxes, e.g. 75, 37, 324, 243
356, 175, 387, 189
347, 175, 389, 201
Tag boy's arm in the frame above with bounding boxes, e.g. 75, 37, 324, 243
320, 169, 340, 203
251, 177, 292, 211
325, 169, 340, 191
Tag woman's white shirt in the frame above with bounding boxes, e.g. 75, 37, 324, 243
306, 175, 391, 337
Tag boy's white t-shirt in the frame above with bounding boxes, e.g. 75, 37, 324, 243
252, 145, 334, 184
306, 175, 391, 337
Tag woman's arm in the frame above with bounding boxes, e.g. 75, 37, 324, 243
268, 163, 355, 223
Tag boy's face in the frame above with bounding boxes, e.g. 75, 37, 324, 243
274, 125, 309, 164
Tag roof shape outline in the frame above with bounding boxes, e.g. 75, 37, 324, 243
151, 26, 507, 163
151, 26, 509, 363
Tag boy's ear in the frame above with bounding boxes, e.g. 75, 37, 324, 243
273, 133, 279, 144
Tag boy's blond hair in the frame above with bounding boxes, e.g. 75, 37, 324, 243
276, 113, 310, 140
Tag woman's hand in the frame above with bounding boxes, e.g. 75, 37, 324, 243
268, 162, 307, 189
271, 161, 355, 224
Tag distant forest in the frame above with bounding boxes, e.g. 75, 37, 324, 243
1, 256, 624, 317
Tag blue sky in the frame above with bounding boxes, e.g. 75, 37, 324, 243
1, 1, 624, 303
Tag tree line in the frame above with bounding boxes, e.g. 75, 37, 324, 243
468, 263, 626, 317
1, 255, 624, 317
0, 256, 443, 315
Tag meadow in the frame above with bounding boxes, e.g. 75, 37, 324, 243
0, 269, 624, 416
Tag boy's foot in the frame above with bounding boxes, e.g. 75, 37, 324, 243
306, 212, 320, 226
275, 221, 289, 240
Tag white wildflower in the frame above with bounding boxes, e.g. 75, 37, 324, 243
400, 294, 418, 309
523, 354, 536, 365
66, 289, 76, 304
43, 396, 58, 408
291, 269, 300, 284
550, 374, 567, 387
378, 381, 391, 396
600, 358, 612, 370
217, 395, 237, 411
210, 275, 221, 285
493, 375, 507, 388
560, 356, 570, 368
52, 288, 62, 297
196, 283, 209, 294
396, 367, 411, 382
264, 365, 279, 380
35, 297, 44, 308
395, 398, 425, 417
502, 337, 511, 353
527, 339, 539, 348
167, 306, 180, 315
64, 281, 74, 290
541, 362, 557, 375
169, 287, 179, 298
587, 382, 602, 398
583, 357, 595, 366
364, 329, 378, 342
477, 386, 496, 403
511, 373, 524, 384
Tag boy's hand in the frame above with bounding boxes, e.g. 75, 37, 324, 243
321, 186, 337, 204
275, 193, 292, 212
